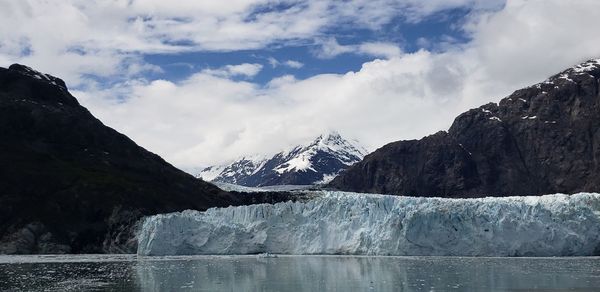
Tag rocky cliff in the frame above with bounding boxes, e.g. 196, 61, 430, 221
330, 59, 600, 197
0, 64, 242, 254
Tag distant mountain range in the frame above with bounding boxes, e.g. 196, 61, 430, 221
199, 132, 368, 187
330, 58, 600, 197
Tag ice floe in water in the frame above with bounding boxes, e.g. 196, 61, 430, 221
137, 192, 600, 256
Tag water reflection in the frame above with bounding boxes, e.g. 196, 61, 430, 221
1, 255, 600, 291
135, 256, 600, 291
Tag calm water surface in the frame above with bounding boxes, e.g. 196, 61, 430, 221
1, 255, 600, 291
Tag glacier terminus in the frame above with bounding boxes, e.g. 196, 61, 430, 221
137, 192, 600, 256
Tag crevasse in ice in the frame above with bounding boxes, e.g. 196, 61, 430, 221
137, 192, 600, 256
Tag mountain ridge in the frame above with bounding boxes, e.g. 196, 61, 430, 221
199, 132, 367, 187
329, 58, 600, 197
0, 64, 303, 254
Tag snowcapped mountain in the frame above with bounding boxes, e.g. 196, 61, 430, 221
198, 132, 368, 187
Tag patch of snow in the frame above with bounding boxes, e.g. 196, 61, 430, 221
481, 108, 491, 114
521, 116, 537, 120
14, 64, 52, 81
198, 165, 227, 181
274, 154, 316, 173
137, 191, 600, 256
558, 73, 574, 82
10, 64, 67, 90
489, 117, 502, 122
572, 59, 600, 73
250, 160, 268, 176
315, 173, 339, 185
539, 59, 599, 85
518, 98, 527, 103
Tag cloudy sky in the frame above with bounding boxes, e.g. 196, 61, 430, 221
1, 0, 600, 172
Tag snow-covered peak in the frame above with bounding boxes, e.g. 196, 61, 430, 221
197, 131, 368, 187
537, 58, 600, 86
572, 58, 600, 73
199, 154, 269, 183
274, 131, 367, 174
328, 133, 367, 156
313, 130, 342, 143
308, 131, 367, 160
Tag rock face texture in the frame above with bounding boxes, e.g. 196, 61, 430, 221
330, 59, 600, 197
199, 132, 367, 187
0, 64, 243, 254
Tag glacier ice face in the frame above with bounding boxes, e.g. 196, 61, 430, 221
137, 192, 600, 256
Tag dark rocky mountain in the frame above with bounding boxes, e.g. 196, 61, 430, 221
0, 64, 300, 254
330, 58, 600, 197
199, 132, 367, 187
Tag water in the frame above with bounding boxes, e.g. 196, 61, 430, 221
1, 255, 600, 291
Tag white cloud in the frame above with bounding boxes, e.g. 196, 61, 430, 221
73, 0, 600, 172
416, 37, 431, 49
315, 38, 403, 59
202, 63, 263, 78
3, 0, 600, 172
283, 60, 304, 69
314, 38, 354, 59
0, 0, 486, 85
267, 57, 279, 68
357, 42, 403, 59
267, 57, 304, 69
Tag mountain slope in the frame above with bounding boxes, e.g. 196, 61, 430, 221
0, 64, 240, 254
329, 58, 600, 197
199, 132, 367, 187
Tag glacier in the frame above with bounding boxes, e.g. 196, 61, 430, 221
137, 192, 600, 256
